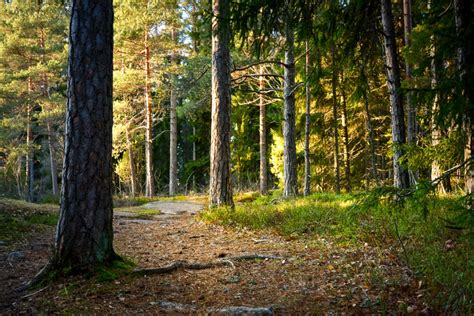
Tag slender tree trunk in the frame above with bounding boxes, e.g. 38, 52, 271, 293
192, 126, 196, 191
46, 121, 58, 195
26, 78, 34, 202
403, 0, 417, 185
283, 2, 298, 197
304, 41, 311, 196
340, 71, 351, 192
361, 65, 379, 186
259, 65, 268, 195
169, 28, 178, 196
126, 127, 137, 197
454, 0, 473, 195
381, 0, 410, 189
54, 0, 116, 270
331, 45, 341, 193
209, 0, 233, 207
144, 32, 155, 197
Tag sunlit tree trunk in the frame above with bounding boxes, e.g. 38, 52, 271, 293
304, 41, 311, 196
169, 28, 178, 196
53, 0, 116, 270
283, 1, 298, 197
340, 71, 351, 193
144, 31, 155, 197
125, 127, 137, 197
259, 65, 268, 195
209, 0, 233, 207
26, 78, 34, 202
331, 45, 341, 193
381, 0, 410, 189
454, 0, 473, 195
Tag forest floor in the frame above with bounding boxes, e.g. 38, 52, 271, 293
1, 199, 431, 314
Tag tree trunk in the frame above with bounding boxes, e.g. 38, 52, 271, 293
283, 3, 298, 197
403, 0, 417, 186
209, 0, 233, 207
46, 121, 58, 195
126, 127, 137, 197
259, 65, 268, 195
192, 126, 196, 191
303, 41, 311, 196
169, 28, 178, 196
331, 45, 341, 194
26, 78, 34, 202
54, 0, 116, 270
144, 32, 155, 197
454, 0, 473, 195
361, 65, 379, 186
340, 71, 351, 193
381, 0, 410, 189
403, 0, 416, 147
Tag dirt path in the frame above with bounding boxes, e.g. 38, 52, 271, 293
2, 201, 427, 314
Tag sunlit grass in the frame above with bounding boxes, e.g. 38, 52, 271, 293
200, 191, 474, 312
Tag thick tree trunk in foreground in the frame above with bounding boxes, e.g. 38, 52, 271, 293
381, 0, 410, 189
53, 0, 116, 270
304, 41, 311, 196
144, 33, 155, 197
259, 66, 268, 195
209, 0, 233, 207
331, 45, 341, 193
169, 28, 178, 196
283, 5, 298, 197
454, 0, 473, 195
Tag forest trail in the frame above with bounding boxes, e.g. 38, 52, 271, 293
2, 200, 426, 314
114, 200, 203, 221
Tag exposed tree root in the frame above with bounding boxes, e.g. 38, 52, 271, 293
155, 300, 274, 315
132, 253, 283, 276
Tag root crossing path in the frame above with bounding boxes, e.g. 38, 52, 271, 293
3, 200, 425, 314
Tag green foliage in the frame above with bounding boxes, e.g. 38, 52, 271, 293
95, 258, 136, 283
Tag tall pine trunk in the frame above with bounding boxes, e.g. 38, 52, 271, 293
53, 0, 116, 270
169, 28, 178, 196
361, 65, 379, 186
144, 33, 155, 197
259, 65, 268, 195
46, 121, 58, 195
26, 78, 34, 202
454, 0, 473, 195
381, 0, 410, 189
283, 2, 298, 197
209, 0, 233, 207
340, 71, 351, 192
126, 127, 137, 197
303, 41, 311, 196
331, 45, 341, 193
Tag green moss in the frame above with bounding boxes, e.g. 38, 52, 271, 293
95, 258, 135, 283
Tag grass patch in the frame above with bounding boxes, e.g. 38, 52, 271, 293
200, 191, 474, 312
95, 258, 136, 283
0, 198, 58, 243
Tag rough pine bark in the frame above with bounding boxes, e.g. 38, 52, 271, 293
209, 0, 233, 207
169, 28, 178, 196
144, 33, 155, 197
53, 0, 116, 270
304, 41, 311, 196
454, 0, 473, 195
283, 3, 298, 197
259, 65, 268, 195
381, 0, 410, 189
